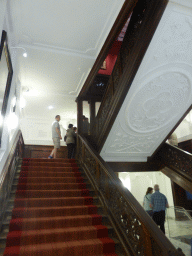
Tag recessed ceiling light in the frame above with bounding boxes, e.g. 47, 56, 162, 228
23, 52, 27, 57
48, 106, 54, 110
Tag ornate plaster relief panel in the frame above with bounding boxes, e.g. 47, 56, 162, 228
101, 0, 192, 162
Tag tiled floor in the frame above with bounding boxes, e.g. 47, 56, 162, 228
165, 219, 191, 256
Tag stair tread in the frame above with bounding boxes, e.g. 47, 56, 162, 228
0, 225, 113, 238
3, 214, 107, 225
7, 204, 102, 212
1, 159, 121, 256
9, 196, 98, 202
3, 236, 116, 245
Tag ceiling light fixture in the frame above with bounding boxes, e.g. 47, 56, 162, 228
10, 46, 28, 58
48, 106, 54, 110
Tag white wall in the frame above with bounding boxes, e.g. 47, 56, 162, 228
174, 113, 192, 142
118, 171, 175, 208
0, 1, 23, 174
20, 116, 67, 146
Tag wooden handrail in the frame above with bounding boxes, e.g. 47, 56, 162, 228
0, 130, 24, 230
76, 134, 185, 256
76, 0, 138, 101
89, 0, 169, 152
156, 143, 192, 194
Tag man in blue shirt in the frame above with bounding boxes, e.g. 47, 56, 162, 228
150, 184, 169, 234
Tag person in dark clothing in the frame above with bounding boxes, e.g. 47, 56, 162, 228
65, 124, 76, 159
150, 184, 169, 234
72, 127, 77, 158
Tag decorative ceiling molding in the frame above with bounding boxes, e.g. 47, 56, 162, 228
126, 69, 191, 133
101, 0, 192, 162
15, 43, 96, 59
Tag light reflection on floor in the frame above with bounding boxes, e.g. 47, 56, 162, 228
165, 219, 191, 256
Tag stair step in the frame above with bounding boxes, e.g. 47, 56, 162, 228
0, 231, 125, 256
2, 214, 109, 232
8, 196, 100, 207
5, 204, 104, 218
0, 159, 124, 256
3, 237, 118, 256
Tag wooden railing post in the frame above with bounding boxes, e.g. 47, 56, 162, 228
96, 160, 100, 183
89, 99, 96, 135
142, 225, 153, 256
77, 100, 83, 134
82, 143, 85, 162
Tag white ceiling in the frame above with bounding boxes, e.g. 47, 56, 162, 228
5, 0, 192, 156
7, 0, 125, 124
101, 0, 192, 162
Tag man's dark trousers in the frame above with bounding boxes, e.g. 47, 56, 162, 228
152, 210, 165, 234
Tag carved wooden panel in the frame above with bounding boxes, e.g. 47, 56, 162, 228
76, 135, 181, 256
24, 145, 68, 159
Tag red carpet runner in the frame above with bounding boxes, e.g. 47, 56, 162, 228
3, 158, 118, 256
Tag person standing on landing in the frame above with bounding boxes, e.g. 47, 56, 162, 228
48, 115, 62, 159
150, 184, 169, 234
66, 124, 76, 159
143, 187, 153, 217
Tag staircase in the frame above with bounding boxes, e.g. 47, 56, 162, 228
1, 158, 123, 256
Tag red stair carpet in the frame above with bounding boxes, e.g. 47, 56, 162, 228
4, 158, 118, 256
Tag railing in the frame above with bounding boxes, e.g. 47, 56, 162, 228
76, 0, 138, 101
0, 130, 24, 231
89, 0, 168, 152
77, 134, 185, 256
156, 143, 192, 193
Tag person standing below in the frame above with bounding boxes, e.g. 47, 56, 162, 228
48, 115, 62, 159
66, 124, 76, 159
150, 184, 169, 234
168, 132, 178, 146
143, 187, 153, 217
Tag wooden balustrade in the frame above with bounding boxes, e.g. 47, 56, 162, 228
156, 143, 192, 194
76, 135, 185, 256
0, 130, 24, 231
88, 0, 169, 152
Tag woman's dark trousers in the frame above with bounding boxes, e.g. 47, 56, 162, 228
67, 143, 75, 159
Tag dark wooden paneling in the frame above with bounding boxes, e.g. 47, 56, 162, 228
161, 167, 192, 195
107, 160, 164, 172
178, 139, 192, 154
24, 145, 68, 159
171, 181, 192, 210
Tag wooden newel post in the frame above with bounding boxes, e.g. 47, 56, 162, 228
89, 99, 96, 135
142, 224, 153, 256
77, 100, 83, 135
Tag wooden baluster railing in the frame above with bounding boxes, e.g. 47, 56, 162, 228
0, 130, 24, 231
76, 134, 185, 256
156, 143, 192, 194
89, 0, 169, 152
